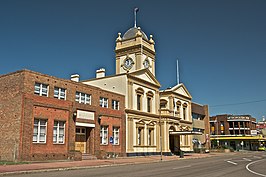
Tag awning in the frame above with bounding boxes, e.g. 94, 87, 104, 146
169, 131, 202, 135
210, 136, 266, 141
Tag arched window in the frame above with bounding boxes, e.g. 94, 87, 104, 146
160, 99, 168, 109
146, 91, 154, 113
176, 101, 181, 115
136, 88, 144, 111
183, 103, 188, 120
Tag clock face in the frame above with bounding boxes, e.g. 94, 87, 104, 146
143, 59, 150, 68
123, 57, 134, 70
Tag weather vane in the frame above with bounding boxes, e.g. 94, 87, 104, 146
134, 7, 139, 28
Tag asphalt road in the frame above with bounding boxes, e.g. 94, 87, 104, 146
7, 151, 266, 177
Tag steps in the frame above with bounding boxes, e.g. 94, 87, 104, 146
82, 154, 97, 160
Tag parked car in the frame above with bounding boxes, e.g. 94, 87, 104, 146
258, 146, 266, 151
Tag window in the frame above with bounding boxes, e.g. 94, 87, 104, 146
137, 127, 143, 145
136, 88, 144, 111
54, 87, 66, 100
147, 97, 151, 112
112, 100, 119, 110
160, 99, 167, 109
137, 94, 142, 111
53, 121, 65, 144
113, 127, 119, 145
34, 83, 48, 96
33, 119, 47, 143
146, 91, 153, 112
75, 92, 91, 104
100, 97, 108, 108
183, 107, 186, 120
100, 126, 108, 145
147, 128, 154, 146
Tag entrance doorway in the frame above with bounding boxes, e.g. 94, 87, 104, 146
169, 126, 180, 154
75, 127, 87, 153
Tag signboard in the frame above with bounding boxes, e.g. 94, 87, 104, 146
109, 136, 114, 144
251, 130, 257, 136
77, 110, 94, 120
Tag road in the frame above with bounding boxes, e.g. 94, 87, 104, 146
7, 151, 266, 177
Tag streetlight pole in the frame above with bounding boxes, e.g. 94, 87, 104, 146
159, 109, 162, 161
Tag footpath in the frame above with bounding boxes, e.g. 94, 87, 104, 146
0, 152, 230, 176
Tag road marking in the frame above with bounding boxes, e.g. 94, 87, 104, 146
226, 161, 238, 165
243, 158, 252, 161
246, 159, 266, 177
172, 165, 191, 170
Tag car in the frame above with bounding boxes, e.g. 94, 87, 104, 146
258, 146, 266, 151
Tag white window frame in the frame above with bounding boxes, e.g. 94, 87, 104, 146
100, 97, 108, 108
54, 87, 66, 100
112, 100, 119, 110
113, 127, 119, 145
100, 126, 108, 145
53, 121, 65, 144
75, 92, 91, 104
33, 119, 47, 143
34, 83, 49, 97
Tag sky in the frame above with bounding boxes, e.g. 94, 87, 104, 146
0, 0, 265, 121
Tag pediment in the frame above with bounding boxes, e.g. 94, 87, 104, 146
128, 69, 161, 87
169, 83, 192, 99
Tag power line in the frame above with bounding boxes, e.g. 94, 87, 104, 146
210, 99, 266, 107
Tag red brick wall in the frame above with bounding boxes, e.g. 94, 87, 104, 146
0, 70, 126, 161
0, 71, 24, 161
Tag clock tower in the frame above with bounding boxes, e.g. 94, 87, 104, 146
115, 26, 156, 76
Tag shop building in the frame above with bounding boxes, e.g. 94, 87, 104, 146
209, 114, 266, 150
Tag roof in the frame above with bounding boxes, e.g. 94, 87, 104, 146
122, 27, 148, 40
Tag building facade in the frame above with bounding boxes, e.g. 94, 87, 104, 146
191, 103, 210, 151
257, 117, 266, 137
0, 70, 126, 161
159, 84, 194, 154
83, 27, 163, 156
209, 114, 265, 150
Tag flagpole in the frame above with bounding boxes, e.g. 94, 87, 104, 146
134, 8, 139, 28
177, 59, 180, 84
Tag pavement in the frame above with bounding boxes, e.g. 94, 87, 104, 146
0, 152, 231, 176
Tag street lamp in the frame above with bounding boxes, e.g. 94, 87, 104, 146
159, 109, 162, 161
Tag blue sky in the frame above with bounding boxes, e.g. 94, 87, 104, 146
0, 0, 265, 120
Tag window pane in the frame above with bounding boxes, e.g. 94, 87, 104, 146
75, 92, 80, 102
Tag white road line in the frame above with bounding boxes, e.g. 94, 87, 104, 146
172, 165, 191, 170
243, 158, 252, 161
246, 159, 266, 177
226, 161, 238, 165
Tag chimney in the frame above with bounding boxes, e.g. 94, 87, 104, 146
96, 68, 105, 78
71, 74, 80, 82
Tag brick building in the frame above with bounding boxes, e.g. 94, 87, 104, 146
0, 70, 126, 162
209, 114, 266, 150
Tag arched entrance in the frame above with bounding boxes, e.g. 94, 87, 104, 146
169, 126, 180, 154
